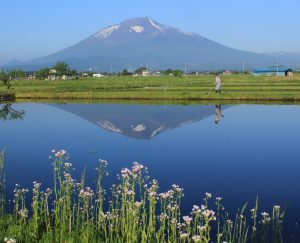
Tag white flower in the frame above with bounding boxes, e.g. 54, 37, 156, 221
134, 201, 142, 208
4, 238, 17, 243
79, 187, 94, 199
159, 190, 174, 199
125, 190, 135, 196
192, 235, 201, 242
197, 226, 206, 232
64, 162, 72, 168
148, 191, 157, 198
18, 208, 28, 218
99, 159, 108, 166
121, 168, 132, 178
54, 149, 67, 158
131, 162, 144, 173
183, 216, 192, 224
226, 219, 233, 225
180, 232, 189, 239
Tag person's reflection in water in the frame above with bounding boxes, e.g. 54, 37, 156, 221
214, 104, 224, 124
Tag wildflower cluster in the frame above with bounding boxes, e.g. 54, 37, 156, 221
0, 150, 285, 243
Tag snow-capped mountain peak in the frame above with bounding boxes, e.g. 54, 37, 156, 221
93, 17, 194, 40
148, 18, 165, 32
95, 25, 120, 38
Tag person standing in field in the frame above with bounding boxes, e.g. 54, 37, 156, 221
215, 74, 221, 94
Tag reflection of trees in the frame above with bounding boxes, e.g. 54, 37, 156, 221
0, 104, 25, 121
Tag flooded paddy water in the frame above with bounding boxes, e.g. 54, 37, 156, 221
0, 101, 299, 241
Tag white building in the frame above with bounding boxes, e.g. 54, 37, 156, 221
93, 73, 105, 78
48, 69, 57, 80
142, 70, 150, 76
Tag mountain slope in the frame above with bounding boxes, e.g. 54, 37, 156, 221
3, 17, 299, 71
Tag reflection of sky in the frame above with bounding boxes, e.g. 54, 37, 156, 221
1, 103, 300, 239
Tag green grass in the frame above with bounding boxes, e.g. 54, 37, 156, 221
1, 74, 300, 101
0, 150, 285, 243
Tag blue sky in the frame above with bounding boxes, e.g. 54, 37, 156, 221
1, 0, 300, 64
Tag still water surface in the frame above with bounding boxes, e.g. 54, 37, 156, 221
0, 102, 299, 239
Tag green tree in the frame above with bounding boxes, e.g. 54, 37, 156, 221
134, 66, 147, 75
36, 68, 50, 79
0, 72, 11, 89
173, 69, 183, 77
164, 69, 173, 75
162, 69, 183, 77
121, 69, 131, 76
69, 69, 78, 75
8, 69, 26, 79
53, 61, 69, 75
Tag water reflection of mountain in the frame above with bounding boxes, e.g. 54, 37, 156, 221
51, 104, 230, 140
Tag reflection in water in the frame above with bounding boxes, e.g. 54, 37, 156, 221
214, 104, 224, 124
0, 104, 25, 121
51, 104, 230, 139
0, 103, 300, 241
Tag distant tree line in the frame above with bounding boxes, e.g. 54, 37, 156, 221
0, 61, 79, 88
161, 69, 183, 77
1, 61, 260, 90
116, 67, 184, 77
0, 65, 186, 88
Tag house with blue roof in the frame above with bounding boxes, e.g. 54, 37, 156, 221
252, 67, 293, 76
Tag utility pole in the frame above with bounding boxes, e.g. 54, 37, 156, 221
276, 62, 279, 76
184, 63, 187, 77
242, 60, 245, 75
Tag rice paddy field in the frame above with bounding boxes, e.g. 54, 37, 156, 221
1, 74, 300, 101
0, 74, 298, 242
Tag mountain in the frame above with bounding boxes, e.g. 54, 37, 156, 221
50, 103, 231, 140
265, 50, 300, 56
3, 59, 23, 66
2, 17, 300, 71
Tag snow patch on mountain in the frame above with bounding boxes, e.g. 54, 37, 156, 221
149, 19, 164, 32
150, 126, 165, 138
130, 26, 144, 33
132, 124, 146, 132
97, 120, 122, 133
95, 25, 120, 38
176, 28, 194, 37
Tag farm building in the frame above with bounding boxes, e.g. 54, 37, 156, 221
48, 69, 57, 80
93, 73, 105, 78
252, 67, 293, 77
